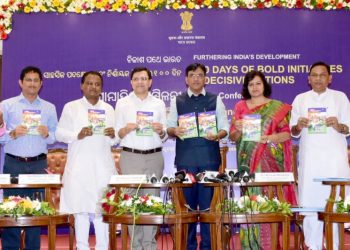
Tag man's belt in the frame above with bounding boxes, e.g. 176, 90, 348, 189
122, 147, 162, 155
6, 153, 47, 162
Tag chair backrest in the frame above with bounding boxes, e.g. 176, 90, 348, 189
46, 147, 122, 210
47, 148, 67, 175
111, 147, 122, 174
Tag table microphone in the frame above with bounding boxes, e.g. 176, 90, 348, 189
160, 175, 170, 184
149, 174, 158, 184
174, 170, 186, 183
216, 172, 231, 182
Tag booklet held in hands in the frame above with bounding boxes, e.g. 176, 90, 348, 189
22, 109, 41, 135
242, 114, 261, 141
308, 107, 327, 134
136, 111, 153, 136
178, 112, 198, 139
88, 109, 106, 134
198, 111, 217, 137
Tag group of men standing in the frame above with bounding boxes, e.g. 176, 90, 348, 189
0, 61, 349, 250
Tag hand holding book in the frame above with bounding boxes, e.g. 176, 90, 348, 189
9, 125, 28, 139
151, 122, 164, 135
173, 126, 186, 140
104, 127, 115, 139
78, 127, 93, 140
205, 132, 219, 141
234, 119, 243, 132
325, 116, 339, 128
37, 125, 49, 138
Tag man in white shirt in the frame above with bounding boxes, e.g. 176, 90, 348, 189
290, 61, 350, 250
115, 67, 167, 249
56, 71, 117, 250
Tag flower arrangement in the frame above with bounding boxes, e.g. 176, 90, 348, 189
101, 188, 117, 213
101, 189, 174, 217
334, 196, 350, 213
0, 196, 56, 219
218, 194, 292, 215
0, 0, 350, 40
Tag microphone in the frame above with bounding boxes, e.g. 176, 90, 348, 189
225, 169, 235, 181
149, 174, 158, 184
160, 175, 170, 184
174, 170, 186, 183
232, 170, 255, 183
232, 170, 244, 182
195, 172, 205, 182
185, 173, 196, 183
203, 176, 224, 183
216, 172, 231, 182
10, 176, 18, 184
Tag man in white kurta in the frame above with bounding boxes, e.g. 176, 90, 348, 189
56, 71, 117, 250
290, 62, 350, 250
115, 67, 167, 250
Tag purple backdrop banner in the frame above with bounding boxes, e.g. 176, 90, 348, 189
2, 9, 350, 172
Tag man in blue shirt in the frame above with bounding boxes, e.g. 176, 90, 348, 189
167, 63, 229, 250
0, 66, 58, 250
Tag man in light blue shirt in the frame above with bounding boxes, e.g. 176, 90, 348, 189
0, 66, 58, 250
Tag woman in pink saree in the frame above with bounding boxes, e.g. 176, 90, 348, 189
229, 70, 297, 249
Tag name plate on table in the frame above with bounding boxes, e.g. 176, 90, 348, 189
0, 174, 11, 184
18, 174, 61, 184
313, 177, 350, 182
254, 172, 294, 182
109, 175, 148, 184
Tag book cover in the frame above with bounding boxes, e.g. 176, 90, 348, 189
22, 109, 41, 135
178, 112, 198, 139
242, 114, 261, 141
136, 111, 153, 136
198, 111, 217, 137
88, 109, 106, 134
308, 107, 327, 134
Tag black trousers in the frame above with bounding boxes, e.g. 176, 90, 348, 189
1, 155, 47, 250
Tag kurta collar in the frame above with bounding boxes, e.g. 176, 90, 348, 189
82, 96, 102, 108
311, 88, 329, 97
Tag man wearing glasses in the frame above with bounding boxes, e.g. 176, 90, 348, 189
290, 61, 350, 249
0, 66, 58, 249
115, 67, 167, 249
167, 63, 229, 250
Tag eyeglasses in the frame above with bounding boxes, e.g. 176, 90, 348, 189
188, 73, 205, 79
23, 78, 41, 83
132, 77, 149, 82
309, 73, 328, 79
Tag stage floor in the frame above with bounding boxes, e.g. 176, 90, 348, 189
2, 231, 348, 249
